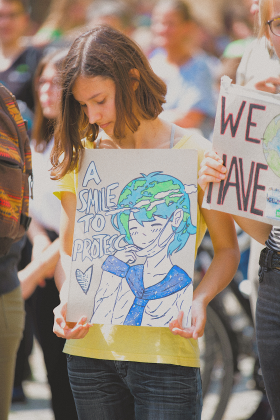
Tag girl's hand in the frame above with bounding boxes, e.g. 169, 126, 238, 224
114, 245, 138, 264
169, 299, 207, 340
254, 77, 280, 94
198, 151, 227, 191
53, 302, 91, 339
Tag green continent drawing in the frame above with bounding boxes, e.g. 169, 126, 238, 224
263, 114, 280, 178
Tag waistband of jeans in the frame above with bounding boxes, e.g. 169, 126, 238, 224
259, 247, 280, 270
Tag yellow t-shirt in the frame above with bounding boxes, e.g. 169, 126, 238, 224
55, 132, 211, 367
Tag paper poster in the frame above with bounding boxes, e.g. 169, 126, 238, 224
203, 76, 280, 226
66, 149, 198, 328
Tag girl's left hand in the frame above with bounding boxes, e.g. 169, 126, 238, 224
169, 299, 207, 340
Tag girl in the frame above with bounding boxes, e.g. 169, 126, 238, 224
32, 0, 91, 47
17, 49, 78, 420
198, 0, 280, 417
51, 26, 239, 420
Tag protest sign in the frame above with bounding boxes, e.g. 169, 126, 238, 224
203, 76, 280, 225
66, 149, 198, 329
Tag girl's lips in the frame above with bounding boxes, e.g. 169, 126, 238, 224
99, 122, 110, 129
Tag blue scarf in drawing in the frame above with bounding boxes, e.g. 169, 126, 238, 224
102, 255, 192, 326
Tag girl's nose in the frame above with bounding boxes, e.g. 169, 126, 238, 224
87, 106, 101, 125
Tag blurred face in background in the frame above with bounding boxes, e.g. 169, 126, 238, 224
37, 63, 61, 120
266, 0, 280, 59
151, 5, 191, 49
0, 0, 29, 45
68, 0, 91, 27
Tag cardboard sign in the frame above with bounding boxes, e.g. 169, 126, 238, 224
203, 76, 280, 225
66, 149, 198, 328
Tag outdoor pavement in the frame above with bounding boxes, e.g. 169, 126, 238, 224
9, 340, 263, 420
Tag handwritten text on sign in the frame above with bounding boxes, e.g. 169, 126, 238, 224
203, 76, 280, 226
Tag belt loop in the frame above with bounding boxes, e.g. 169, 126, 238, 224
266, 249, 273, 270
258, 266, 264, 283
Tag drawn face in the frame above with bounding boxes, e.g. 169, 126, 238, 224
128, 213, 173, 249
38, 63, 61, 120
72, 75, 117, 137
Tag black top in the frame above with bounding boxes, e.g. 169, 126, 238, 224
0, 46, 42, 112
0, 237, 26, 295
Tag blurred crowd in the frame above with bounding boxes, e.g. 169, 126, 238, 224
0, 0, 275, 419
0, 0, 261, 139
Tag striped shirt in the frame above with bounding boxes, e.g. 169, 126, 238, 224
266, 226, 280, 252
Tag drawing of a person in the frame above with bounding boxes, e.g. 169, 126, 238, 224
91, 172, 196, 327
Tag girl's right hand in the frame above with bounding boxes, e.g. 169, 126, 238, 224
198, 151, 227, 191
53, 302, 91, 339
254, 77, 280, 94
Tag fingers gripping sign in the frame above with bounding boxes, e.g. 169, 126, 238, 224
53, 302, 92, 339
198, 151, 227, 191
169, 301, 206, 340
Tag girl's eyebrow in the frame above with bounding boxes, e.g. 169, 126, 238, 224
88, 92, 103, 100
75, 92, 103, 102
271, 14, 280, 20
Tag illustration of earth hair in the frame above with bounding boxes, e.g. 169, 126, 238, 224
111, 172, 196, 255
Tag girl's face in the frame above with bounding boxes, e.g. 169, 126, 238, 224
38, 63, 61, 120
267, 0, 280, 59
128, 213, 173, 249
72, 75, 117, 138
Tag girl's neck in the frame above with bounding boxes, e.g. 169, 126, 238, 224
0, 39, 23, 56
0, 40, 24, 71
101, 118, 173, 149
165, 43, 192, 66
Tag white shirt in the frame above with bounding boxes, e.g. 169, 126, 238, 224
29, 138, 61, 234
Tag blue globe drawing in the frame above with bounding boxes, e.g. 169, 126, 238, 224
263, 114, 280, 178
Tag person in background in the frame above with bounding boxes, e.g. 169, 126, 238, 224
14, 49, 79, 420
149, 0, 217, 139
0, 0, 42, 132
198, 1, 280, 417
31, 0, 92, 48
88, 0, 134, 36
0, 239, 25, 420
219, 3, 255, 84
0, 0, 41, 405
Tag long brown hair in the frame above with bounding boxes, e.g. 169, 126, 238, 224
32, 49, 68, 152
50, 25, 167, 180
258, 0, 272, 38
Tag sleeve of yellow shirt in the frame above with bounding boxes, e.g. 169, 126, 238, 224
53, 138, 95, 200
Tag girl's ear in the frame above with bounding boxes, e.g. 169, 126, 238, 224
129, 68, 140, 91
172, 209, 183, 227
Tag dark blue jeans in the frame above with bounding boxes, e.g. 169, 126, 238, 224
66, 355, 202, 420
256, 268, 280, 420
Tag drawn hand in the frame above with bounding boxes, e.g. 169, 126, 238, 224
198, 151, 227, 191
53, 302, 91, 339
114, 245, 139, 264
